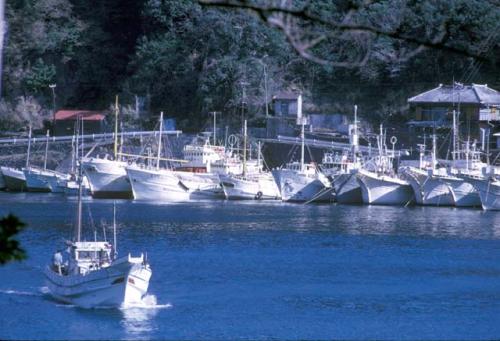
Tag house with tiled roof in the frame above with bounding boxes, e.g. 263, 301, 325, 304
407, 83, 500, 158
54, 110, 107, 136
407, 83, 500, 127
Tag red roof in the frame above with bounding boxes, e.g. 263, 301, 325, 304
55, 110, 105, 121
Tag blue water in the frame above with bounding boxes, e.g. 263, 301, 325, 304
1, 192, 500, 340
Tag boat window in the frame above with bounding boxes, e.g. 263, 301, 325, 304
77, 251, 94, 259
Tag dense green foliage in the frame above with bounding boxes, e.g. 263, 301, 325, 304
0, 214, 26, 264
1, 0, 499, 131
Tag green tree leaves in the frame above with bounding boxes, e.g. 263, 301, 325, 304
24, 59, 56, 93
0, 214, 26, 265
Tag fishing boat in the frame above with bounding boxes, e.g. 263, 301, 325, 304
0, 168, 6, 190
128, 113, 248, 201
219, 121, 280, 200
464, 171, 500, 210
44, 148, 152, 308
1, 166, 26, 191
82, 157, 132, 199
322, 105, 363, 204
356, 125, 414, 206
22, 130, 72, 192
1, 126, 33, 192
271, 95, 333, 203
81, 98, 133, 199
400, 134, 454, 206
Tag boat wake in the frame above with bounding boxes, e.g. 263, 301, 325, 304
0, 288, 43, 297
121, 294, 172, 310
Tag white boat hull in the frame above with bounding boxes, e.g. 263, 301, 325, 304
272, 169, 333, 203
127, 166, 224, 201
1, 166, 26, 191
357, 169, 414, 205
331, 171, 362, 204
463, 176, 500, 210
82, 159, 132, 199
44, 256, 151, 308
402, 168, 454, 206
0, 168, 6, 190
24, 168, 72, 193
219, 173, 281, 200
440, 176, 481, 207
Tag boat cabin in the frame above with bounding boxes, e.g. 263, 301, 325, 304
69, 241, 114, 275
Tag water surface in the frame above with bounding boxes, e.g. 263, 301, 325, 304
0, 192, 499, 340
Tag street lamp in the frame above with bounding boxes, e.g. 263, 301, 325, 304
49, 84, 56, 130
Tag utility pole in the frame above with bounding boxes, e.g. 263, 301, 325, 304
49, 84, 57, 130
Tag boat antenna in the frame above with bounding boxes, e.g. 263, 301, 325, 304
156, 111, 164, 170
44, 129, 50, 170
26, 124, 32, 168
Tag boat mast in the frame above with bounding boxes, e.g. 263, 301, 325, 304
210, 111, 218, 146
25, 125, 32, 168
432, 131, 437, 170
114, 95, 119, 161
156, 111, 164, 170
297, 94, 305, 172
352, 105, 359, 156
44, 129, 49, 170
70, 134, 75, 174
243, 119, 247, 176
257, 141, 261, 172
378, 124, 383, 169
75, 116, 83, 242
113, 201, 117, 258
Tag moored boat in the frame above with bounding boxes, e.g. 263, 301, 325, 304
1, 166, 27, 192
357, 168, 414, 205
82, 157, 132, 199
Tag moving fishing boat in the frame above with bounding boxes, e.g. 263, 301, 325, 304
44, 150, 152, 308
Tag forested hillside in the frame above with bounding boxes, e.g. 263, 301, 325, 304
1, 0, 499, 132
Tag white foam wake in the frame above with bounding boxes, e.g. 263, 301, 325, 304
121, 294, 172, 310
0, 288, 41, 296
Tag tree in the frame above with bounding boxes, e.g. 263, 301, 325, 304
198, 0, 500, 68
0, 214, 26, 265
